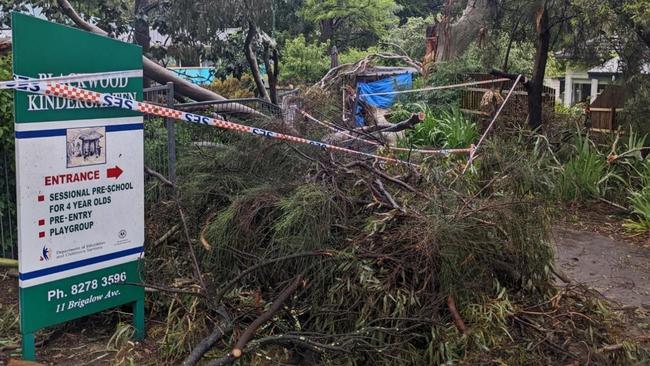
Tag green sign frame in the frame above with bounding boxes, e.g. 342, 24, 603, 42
12, 13, 145, 361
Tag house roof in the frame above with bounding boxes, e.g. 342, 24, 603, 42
588, 57, 650, 75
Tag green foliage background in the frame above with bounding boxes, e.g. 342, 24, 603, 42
0, 55, 16, 257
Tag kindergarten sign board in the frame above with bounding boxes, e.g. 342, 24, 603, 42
12, 13, 145, 358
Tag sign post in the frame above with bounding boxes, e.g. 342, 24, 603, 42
12, 13, 145, 360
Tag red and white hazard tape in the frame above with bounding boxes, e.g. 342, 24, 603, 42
300, 110, 474, 156
9, 77, 417, 166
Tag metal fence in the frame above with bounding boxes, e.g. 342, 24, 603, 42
0, 143, 16, 259
143, 82, 177, 204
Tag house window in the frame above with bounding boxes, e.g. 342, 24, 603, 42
572, 83, 591, 105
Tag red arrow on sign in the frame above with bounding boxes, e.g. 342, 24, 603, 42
106, 166, 123, 179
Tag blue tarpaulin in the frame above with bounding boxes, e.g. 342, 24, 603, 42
170, 67, 215, 85
355, 73, 413, 126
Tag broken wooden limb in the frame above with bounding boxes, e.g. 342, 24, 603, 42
144, 166, 175, 188
177, 199, 207, 292
181, 324, 234, 366
323, 112, 423, 150
213, 252, 328, 305
207, 276, 304, 366
376, 112, 426, 133
153, 224, 180, 246
199, 213, 217, 251
447, 295, 469, 336
374, 179, 404, 212
125, 281, 205, 297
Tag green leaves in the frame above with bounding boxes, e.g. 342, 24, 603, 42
395, 104, 478, 149
300, 0, 400, 48
280, 35, 329, 83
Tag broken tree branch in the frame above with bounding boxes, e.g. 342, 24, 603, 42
375, 112, 425, 133
207, 276, 304, 366
182, 324, 234, 366
125, 281, 205, 297
153, 224, 180, 246
177, 200, 207, 292
144, 165, 175, 188
447, 295, 469, 336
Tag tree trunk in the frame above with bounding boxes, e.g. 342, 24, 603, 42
320, 19, 335, 43
134, 0, 150, 54
245, 23, 271, 102
330, 45, 339, 69
134, 0, 151, 87
435, 0, 497, 62
264, 45, 279, 104
527, 5, 550, 130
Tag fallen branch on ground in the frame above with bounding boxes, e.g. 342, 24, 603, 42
207, 276, 304, 366
182, 324, 234, 366
447, 295, 469, 335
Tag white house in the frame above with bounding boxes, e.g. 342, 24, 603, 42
546, 57, 650, 106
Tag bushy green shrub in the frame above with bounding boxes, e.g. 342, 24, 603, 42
554, 134, 621, 201
394, 104, 478, 149
205, 74, 255, 98
624, 159, 650, 233
280, 35, 329, 84
381, 15, 435, 60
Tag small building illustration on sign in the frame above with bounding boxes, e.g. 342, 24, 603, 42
66, 127, 106, 168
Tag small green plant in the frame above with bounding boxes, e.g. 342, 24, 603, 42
406, 106, 478, 149
554, 133, 621, 201
433, 107, 479, 149
107, 322, 135, 351
624, 160, 650, 233
624, 188, 650, 233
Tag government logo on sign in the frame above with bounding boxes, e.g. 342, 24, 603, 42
40, 246, 50, 261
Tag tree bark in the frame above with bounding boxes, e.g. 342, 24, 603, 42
134, 0, 151, 54
320, 19, 335, 43
527, 4, 550, 130
263, 45, 279, 104
134, 0, 151, 87
245, 23, 271, 102
435, 0, 497, 62
55, 0, 259, 116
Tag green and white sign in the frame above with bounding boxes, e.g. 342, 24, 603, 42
12, 13, 145, 360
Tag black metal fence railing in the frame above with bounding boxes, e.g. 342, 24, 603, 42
143, 82, 176, 204
176, 98, 284, 120
0, 143, 16, 259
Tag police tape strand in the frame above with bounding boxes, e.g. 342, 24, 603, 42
299, 110, 474, 156
8, 77, 419, 167
358, 78, 512, 97
0, 70, 143, 90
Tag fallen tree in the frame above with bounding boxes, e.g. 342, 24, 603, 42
53, 0, 259, 116
136, 97, 649, 364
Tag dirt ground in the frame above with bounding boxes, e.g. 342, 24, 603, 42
554, 227, 650, 309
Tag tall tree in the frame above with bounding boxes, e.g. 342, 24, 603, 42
300, 0, 400, 49
147, 0, 279, 101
